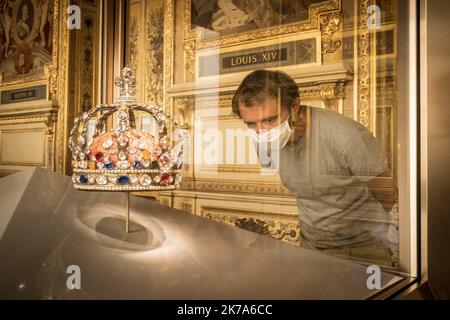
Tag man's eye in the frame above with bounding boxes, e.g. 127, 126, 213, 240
246, 123, 256, 128
264, 118, 275, 124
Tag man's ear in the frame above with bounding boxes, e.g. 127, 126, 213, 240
290, 104, 300, 123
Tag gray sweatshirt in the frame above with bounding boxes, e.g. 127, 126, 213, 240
278, 107, 398, 250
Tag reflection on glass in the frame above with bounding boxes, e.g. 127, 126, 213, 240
126, 0, 405, 270
141, 116, 158, 137
233, 69, 399, 268
87, 119, 97, 145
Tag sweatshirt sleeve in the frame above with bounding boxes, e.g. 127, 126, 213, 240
342, 124, 388, 182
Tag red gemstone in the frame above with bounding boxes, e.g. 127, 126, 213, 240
95, 152, 104, 162
160, 173, 170, 186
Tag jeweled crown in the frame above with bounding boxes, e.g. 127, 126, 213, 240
69, 67, 183, 191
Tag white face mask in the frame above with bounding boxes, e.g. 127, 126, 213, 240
247, 116, 292, 151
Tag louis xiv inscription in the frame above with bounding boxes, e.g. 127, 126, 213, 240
197, 38, 317, 78
223, 49, 286, 68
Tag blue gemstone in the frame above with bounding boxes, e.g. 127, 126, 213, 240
117, 176, 129, 185
80, 175, 88, 184
134, 160, 142, 169
105, 162, 114, 170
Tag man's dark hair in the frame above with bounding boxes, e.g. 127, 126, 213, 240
232, 69, 300, 118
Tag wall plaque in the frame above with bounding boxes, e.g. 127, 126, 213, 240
0, 85, 47, 105
198, 38, 317, 78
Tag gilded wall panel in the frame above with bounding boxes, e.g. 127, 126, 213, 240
0, 0, 62, 175
0, 0, 101, 175
127, 0, 165, 106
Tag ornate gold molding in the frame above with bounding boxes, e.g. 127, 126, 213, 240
76, 5, 98, 113
320, 12, 343, 54
179, 177, 291, 195
174, 199, 194, 213
55, 0, 70, 174
320, 82, 345, 111
128, 0, 165, 106
49, 0, 60, 99
45, 65, 58, 99
201, 164, 262, 173
191, 93, 234, 109
180, 177, 195, 190
198, 113, 237, 121
163, 0, 174, 111
357, 0, 371, 129
194, 180, 289, 195
183, 39, 196, 82
128, 15, 139, 78
174, 97, 194, 129
145, 2, 164, 106
201, 206, 300, 245
0, 113, 56, 127
173, 84, 346, 111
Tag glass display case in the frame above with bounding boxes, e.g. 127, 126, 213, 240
122, 0, 420, 280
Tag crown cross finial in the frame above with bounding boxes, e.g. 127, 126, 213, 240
114, 66, 137, 99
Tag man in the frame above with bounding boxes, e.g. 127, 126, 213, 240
232, 70, 399, 267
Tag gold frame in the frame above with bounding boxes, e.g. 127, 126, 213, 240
0, 0, 61, 96
178, 0, 344, 82
184, 0, 341, 49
